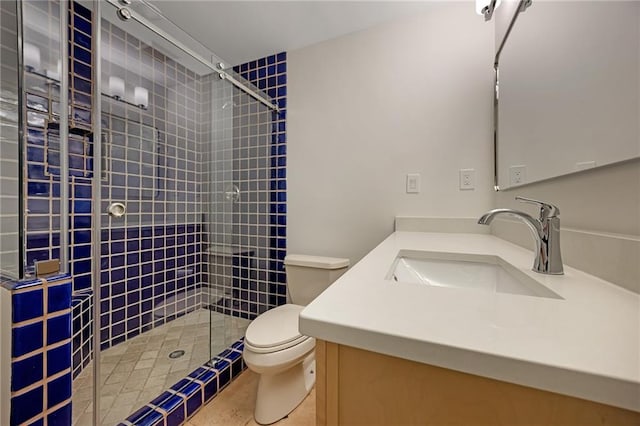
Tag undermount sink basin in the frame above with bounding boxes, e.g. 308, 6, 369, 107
387, 250, 563, 299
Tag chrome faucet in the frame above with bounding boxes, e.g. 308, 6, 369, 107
478, 196, 563, 275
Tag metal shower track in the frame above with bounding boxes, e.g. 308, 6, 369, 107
104, 0, 281, 112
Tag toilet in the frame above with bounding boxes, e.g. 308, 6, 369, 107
243, 254, 350, 425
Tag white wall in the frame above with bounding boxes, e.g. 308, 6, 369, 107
493, 159, 640, 293
288, 3, 495, 264
498, 1, 639, 188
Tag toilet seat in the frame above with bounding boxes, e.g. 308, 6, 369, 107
245, 304, 309, 354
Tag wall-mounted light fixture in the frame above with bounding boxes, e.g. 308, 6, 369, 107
476, 0, 502, 21
105, 76, 149, 110
134, 87, 148, 109
46, 60, 62, 81
109, 76, 125, 100
23, 42, 41, 72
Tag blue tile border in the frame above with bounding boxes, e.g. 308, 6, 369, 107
123, 338, 246, 425
0, 273, 70, 291
7, 275, 73, 426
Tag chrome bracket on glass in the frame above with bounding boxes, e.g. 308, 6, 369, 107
117, 7, 132, 21
224, 184, 240, 203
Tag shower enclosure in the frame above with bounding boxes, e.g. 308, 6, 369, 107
1, 0, 287, 424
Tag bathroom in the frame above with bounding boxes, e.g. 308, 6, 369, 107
0, 0, 638, 425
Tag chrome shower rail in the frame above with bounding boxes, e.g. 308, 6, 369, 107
104, 0, 281, 112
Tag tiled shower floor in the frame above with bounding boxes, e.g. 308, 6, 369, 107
72, 309, 250, 425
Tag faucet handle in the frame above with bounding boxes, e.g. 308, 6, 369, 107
516, 196, 560, 219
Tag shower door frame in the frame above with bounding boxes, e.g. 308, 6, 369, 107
90, 1, 102, 424
90, 2, 280, 423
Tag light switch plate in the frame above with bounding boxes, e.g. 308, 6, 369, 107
406, 173, 420, 194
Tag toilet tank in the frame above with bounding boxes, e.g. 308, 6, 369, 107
284, 255, 350, 305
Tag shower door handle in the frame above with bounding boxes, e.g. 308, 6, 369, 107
107, 202, 126, 218
225, 184, 240, 203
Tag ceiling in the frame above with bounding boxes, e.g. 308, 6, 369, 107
147, 1, 439, 66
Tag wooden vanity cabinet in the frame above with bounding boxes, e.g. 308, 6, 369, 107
315, 340, 640, 425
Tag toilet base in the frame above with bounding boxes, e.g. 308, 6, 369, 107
254, 353, 316, 425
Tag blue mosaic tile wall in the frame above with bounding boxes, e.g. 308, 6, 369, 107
22, 0, 95, 379
19, 6, 288, 422
98, 224, 203, 352
71, 290, 92, 378
98, 17, 207, 353
206, 53, 287, 320
24, 1, 93, 276
23, 3, 210, 378
2, 274, 73, 425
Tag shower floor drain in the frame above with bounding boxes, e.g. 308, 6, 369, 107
168, 350, 185, 359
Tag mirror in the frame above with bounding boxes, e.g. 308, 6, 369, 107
495, 0, 640, 189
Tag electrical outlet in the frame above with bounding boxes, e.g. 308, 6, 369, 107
406, 173, 420, 194
509, 165, 526, 186
459, 169, 475, 190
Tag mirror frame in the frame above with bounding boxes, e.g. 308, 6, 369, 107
493, 0, 531, 191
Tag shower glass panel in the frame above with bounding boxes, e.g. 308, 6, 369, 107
0, 0, 21, 280
20, 0, 68, 279
17, 1, 98, 424
80, 7, 214, 422
7, 0, 281, 422
70, 1, 280, 423
205, 79, 276, 355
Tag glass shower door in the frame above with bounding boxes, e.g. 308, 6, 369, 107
205, 77, 278, 359
88, 3, 221, 422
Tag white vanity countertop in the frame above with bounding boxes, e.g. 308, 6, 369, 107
299, 232, 640, 412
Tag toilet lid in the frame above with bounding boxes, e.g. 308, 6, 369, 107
245, 304, 306, 350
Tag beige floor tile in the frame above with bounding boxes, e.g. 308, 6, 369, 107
134, 358, 156, 370
188, 370, 315, 426
122, 378, 146, 392
137, 385, 166, 404
101, 363, 117, 375
129, 341, 150, 351
101, 355, 124, 365
113, 390, 141, 407
149, 364, 171, 377
73, 411, 94, 426
140, 350, 159, 360
73, 387, 94, 403
144, 341, 164, 350
102, 403, 136, 425
112, 361, 137, 374
105, 345, 129, 355
101, 382, 125, 396
72, 398, 91, 418
105, 372, 131, 385
72, 309, 250, 425
119, 351, 143, 363
170, 360, 191, 373
126, 368, 153, 382
144, 375, 166, 389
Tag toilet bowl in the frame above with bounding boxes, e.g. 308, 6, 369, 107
243, 304, 316, 425
243, 255, 349, 425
